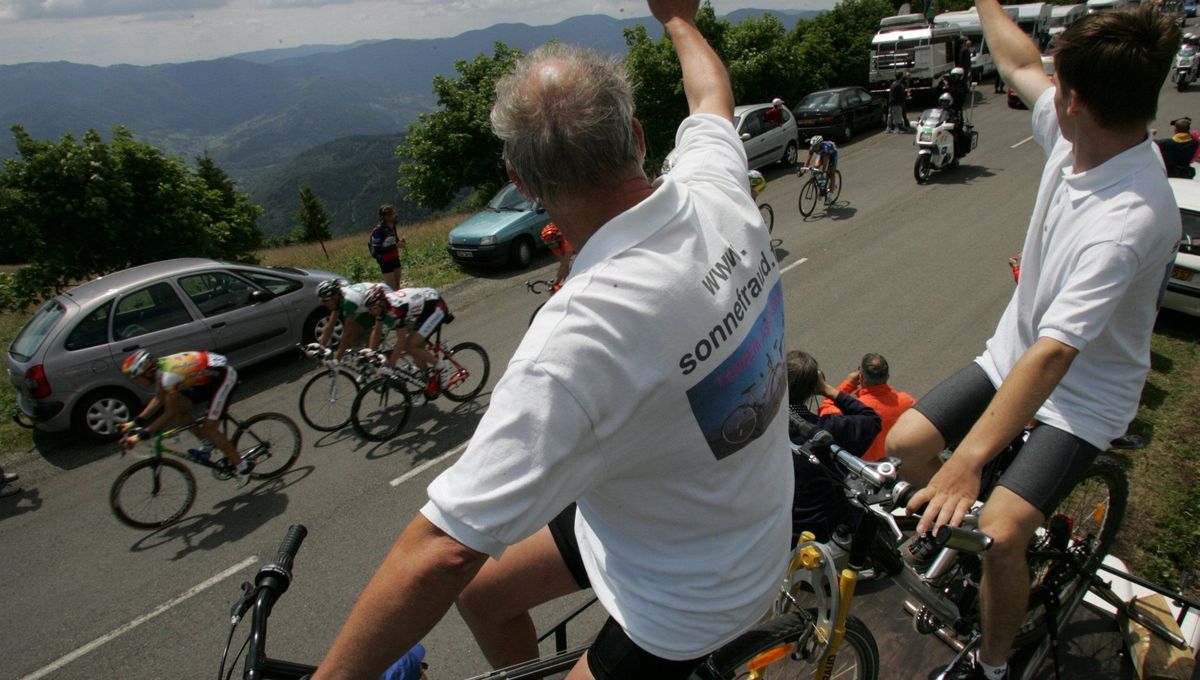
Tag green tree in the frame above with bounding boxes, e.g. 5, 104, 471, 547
399, 42, 523, 210
292, 184, 334, 256
0, 125, 264, 309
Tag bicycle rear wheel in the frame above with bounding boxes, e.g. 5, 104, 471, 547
827, 170, 843, 206
798, 179, 819, 217
759, 203, 775, 233
442, 342, 490, 402
1014, 452, 1128, 647
704, 611, 879, 680
233, 413, 302, 479
298, 368, 358, 432
110, 458, 197, 529
352, 377, 412, 441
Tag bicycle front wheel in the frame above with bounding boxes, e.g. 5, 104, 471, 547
1014, 452, 1128, 646
442, 342, 491, 402
759, 203, 775, 234
233, 413, 302, 479
352, 377, 412, 441
299, 369, 358, 432
110, 458, 197, 529
705, 611, 879, 680
798, 179, 819, 217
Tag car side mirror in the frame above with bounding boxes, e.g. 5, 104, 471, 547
249, 289, 273, 303
741, 133, 752, 141
534, 201, 545, 214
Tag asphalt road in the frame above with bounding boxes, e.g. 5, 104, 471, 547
3, 83, 1195, 680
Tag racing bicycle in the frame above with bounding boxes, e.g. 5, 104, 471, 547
797, 167, 842, 218
759, 202, 775, 234
109, 411, 301, 529
220, 523, 879, 680
350, 326, 490, 441
525, 279, 559, 327
297, 345, 384, 432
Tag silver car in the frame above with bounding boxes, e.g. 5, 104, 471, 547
6, 258, 340, 439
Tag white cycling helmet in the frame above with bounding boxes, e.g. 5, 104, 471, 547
316, 278, 343, 300
809, 135, 824, 148
939, 92, 954, 107
950, 67, 965, 77
772, 97, 784, 107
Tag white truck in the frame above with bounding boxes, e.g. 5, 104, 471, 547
869, 14, 963, 94
1086, 0, 1133, 13
1045, 4, 1087, 50
933, 7, 1020, 81
1011, 2, 1055, 51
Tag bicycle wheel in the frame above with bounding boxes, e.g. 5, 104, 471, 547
233, 413, 302, 479
352, 376, 412, 441
759, 203, 775, 234
110, 457, 197, 529
705, 611, 879, 680
827, 170, 842, 206
298, 368, 358, 432
721, 405, 758, 445
798, 179, 819, 217
1013, 452, 1127, 646
529, 301, 548, 327
442, 341, 491, 402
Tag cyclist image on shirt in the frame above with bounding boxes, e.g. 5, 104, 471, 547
118, 350, 253, 486
315, 279, 391, 362
364, 284, 453, 401
540, 223, 574, 290
803, 135, 839, 200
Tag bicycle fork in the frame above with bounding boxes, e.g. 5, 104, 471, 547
815, 569, 860, 680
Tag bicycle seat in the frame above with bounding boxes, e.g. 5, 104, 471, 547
443, 312, 456, 325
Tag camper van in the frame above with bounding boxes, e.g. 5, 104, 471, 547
1012, 3, 1054, 50
1045, 4, 1086, 50
869, 14, 963, 93
933, 7, 1020, 80
1086, 0, 1132, 13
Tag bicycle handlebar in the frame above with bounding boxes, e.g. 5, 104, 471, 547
526, 280, 556, 295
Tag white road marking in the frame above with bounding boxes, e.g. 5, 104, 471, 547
1011, 135, 1034, 148
19, 557, 258, 680
780, 257, 809, 275
390, 442, 469, 487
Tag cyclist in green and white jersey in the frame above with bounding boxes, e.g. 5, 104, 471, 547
315, 279, 391, 362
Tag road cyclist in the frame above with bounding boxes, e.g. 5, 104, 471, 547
365, 284, 455, 403
749, 169, 775, 233
797, 136, 841, 216
540, 223, 574, 290
314, 278, 391, 363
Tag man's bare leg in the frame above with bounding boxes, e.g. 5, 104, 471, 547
885, 408, 947, 486
977, 487, 1044, 667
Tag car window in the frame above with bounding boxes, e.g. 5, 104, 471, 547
10, 299, 66, 361
64, 302, 112, 351
113, 283, 193, 341
1182, 210, 1200, 250
857, 91, 874, 105
780, 108, 793, 124
798, 92, 839, 109
179, 271, 257, 317
742, 110, 767, 138
488, 184, 535, 212
238, 270, 300, 296
840, 93, 855, 109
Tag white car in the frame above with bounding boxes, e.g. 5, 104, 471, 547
661, 102, 799, 173
1164, 178, 1200, 317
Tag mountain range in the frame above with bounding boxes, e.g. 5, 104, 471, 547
0, 10, 816, 236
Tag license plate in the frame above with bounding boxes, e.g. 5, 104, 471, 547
455, 250, 474, 258
799, 119, 816, 126
1173, 266, 1194, 282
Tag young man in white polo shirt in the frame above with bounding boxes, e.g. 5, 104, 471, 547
311, 1, 792, 678
886, 5, 1181, 680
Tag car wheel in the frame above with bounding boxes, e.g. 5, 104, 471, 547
781, 141, 798, 167
73, 388, 140, 441
509, 236, 534, 269
311, 311, 342, 347
842, 122, 853, 142
880, 109, 888, 128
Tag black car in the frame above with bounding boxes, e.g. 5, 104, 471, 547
793, 86, 888, 143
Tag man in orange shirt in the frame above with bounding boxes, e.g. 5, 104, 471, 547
819, 353, 915, 461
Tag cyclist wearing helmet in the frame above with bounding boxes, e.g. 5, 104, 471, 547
540, 223, 574, 289
119, 350, 252, 486
802, 135, 839, 202
747, 170, 766, 201
316, 279, 392, 362
366, 287, 453, 400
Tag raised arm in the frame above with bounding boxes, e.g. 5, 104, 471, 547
649, 0, 734, 121
976, 0, 1051, 108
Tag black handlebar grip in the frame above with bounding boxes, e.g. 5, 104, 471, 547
790, 418, 821, 442
274, 524, 308, 571
933, 525, 993, 553
895, 483, 918, 509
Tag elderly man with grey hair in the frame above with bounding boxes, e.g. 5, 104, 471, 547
312, 1, 791, 678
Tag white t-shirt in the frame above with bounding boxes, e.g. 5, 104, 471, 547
977, 88, 1180, 450
422, 114, 793, 660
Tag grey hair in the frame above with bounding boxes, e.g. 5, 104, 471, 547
491, 43, 640, 202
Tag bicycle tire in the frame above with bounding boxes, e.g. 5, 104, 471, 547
110, 457, 197, 529
1013, 452, 1128, 647
798, 179, 819, 217
529, 301, 548, 327
442, 341, 490, 402
827, 170, 843, 206
298, 368, 358, 432
704, 610, 879, 680
351, 376, 412, 441
759, 203, 775, 234
233, 413, 302, 479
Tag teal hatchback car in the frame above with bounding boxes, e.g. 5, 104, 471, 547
446, 183, 552, 269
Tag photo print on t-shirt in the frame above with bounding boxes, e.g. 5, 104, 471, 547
685, 280, 786, 460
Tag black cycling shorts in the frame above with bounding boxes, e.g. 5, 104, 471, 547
547, 504, 708, 680
914, 362, 1101, 516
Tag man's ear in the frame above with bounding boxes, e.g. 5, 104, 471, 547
506, 163, 535, 199
1065, 87, 1084, 117
632, 116, 647, 159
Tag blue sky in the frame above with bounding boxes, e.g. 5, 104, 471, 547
0, 0, 835, 66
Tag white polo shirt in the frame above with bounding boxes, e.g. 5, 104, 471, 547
977, 88, 1181, 450
422, 114, 793, 660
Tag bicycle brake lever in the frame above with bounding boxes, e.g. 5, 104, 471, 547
230, 581, 254, 625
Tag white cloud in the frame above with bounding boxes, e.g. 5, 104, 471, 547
2, 0, 229, 20
260, 0, 353, 8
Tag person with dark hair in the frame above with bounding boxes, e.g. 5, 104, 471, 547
819, 353, 915, 462
786, 350, 880, 545
1155, 116, 1199, 178
369, 204, 405, 290
888, 72, 911, 133
887, 5, 1182, 679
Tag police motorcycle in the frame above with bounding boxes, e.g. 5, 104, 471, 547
914, 91, 978, 184
1173, 39, 1199, 91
